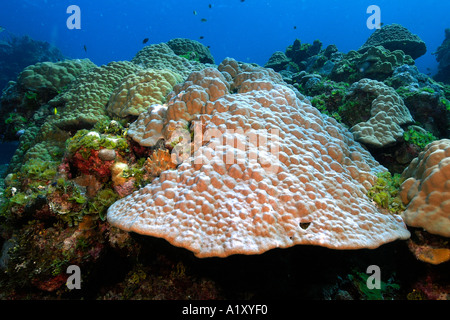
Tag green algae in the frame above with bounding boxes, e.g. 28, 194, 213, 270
66, 128, 129, 159
403, 126, 437, 149
367, 172, 405, 214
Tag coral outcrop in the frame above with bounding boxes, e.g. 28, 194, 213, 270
331, 46, 415, 83
348, 79, 414, 148
17, 59, 95, 94
265, 39, 342, 82
0, 34, 65, 91
167, 38, 215, 64
0, 59, 95, 142
107, 59, 410, 258
400, 139, 450, 238
107, 69, 183, 119
48, 61, 140, 130
358, 24, 427, 60
132, 43, 209, 79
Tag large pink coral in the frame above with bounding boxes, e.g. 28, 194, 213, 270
400, 139, 450, 237
107, 59, 410, 258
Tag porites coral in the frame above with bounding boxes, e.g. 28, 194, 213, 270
107, 59, 410, 258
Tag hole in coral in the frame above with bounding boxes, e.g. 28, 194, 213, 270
299, 222, 311, 230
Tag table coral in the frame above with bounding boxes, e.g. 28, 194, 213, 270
399, 139, 450, 237
107, 59, 410, 258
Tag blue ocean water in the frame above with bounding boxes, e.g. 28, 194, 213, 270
0, 0, 449, 74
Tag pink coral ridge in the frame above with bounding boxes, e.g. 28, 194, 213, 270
400, 139, 450, 237
107, 58, 410, 258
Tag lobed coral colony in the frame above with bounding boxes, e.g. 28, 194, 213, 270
0, 30, 449, 300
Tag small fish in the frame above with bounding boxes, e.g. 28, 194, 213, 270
15, 129, 25, 137
199, 36, 204, 39
193, 10, 197, 15
294, 26, 297, 29
209, 4, 212, 8
240, 0, 245, 2
207, 45, 211, 48
143, 38, 149, 44
83, 45, 87, 52
201, 18, 207, 22
54, 107, 58, 115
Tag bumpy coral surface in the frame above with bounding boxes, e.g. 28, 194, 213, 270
349, 78, 414, 148
167, 38, 215, 64
400, 139, 450, 237
107, 59, 410, 258
331, 46, 414, 82
132, 43, 209, 79
17, 59, 96, 93
358, 24, 427, 60
107, 69, 183, 118
49, 61, 140, 129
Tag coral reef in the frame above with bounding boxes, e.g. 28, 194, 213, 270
108, 59, 409, 258
0, 59, 96, 142
1, 31, 448, 301
433, 29, 450, 84
394, 83, 450, 139
265, 39, 342, 82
